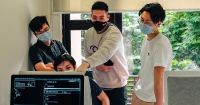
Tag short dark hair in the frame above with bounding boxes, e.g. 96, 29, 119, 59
139, 2, 165, 24
29, 16, 49, 33
92, 1, 108, 12
53, 53, 76, 71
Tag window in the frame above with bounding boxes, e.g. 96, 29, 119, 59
62, 11, 200, 75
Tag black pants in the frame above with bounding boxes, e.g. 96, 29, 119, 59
97, 85, 127, 105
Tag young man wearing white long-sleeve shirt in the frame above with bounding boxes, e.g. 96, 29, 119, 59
75, 1, 129, 105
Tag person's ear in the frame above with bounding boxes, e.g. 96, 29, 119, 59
156, 21, 162, 27
33, 32, 38, 37
107, 14, 110, 21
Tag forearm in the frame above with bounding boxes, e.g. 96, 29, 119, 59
45, 62, 54, 68
101, 99, 110, 105
97, 91, 110, 105
75, 61, 90, 72
86, 51, 111, 68
154, 78, 164, 105
86, 33, 121, 68
36, 67, 55, 71
44, 63, 55, 71
35, 62, 55, 71
154, 66, 165, 105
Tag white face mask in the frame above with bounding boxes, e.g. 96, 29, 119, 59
58, 70, 74, 72
64, 70, 74, 72
57, 70, 74, 72
38, 30, 52, 42
139, 21, 154, 35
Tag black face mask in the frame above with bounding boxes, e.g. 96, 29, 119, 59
92, 21, 107, 31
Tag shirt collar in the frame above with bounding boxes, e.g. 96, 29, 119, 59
37, 39, 53, 47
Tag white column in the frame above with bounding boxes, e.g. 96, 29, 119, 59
70, 14, 82, 67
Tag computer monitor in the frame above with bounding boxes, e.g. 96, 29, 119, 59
10, 74, 84, 105
164, 71, 200, 105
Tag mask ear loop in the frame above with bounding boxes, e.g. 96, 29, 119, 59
138, 16, 142, 24
152, 26, 156, 34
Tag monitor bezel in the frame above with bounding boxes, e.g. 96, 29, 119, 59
10, 74, 84, 105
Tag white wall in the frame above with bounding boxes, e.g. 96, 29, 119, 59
0, 0, 62, 104
53, 0, 200, 13
52, 14, 62, 41
0, 0, 42, 104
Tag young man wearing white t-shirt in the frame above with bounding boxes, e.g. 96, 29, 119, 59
131, 3, 173, 105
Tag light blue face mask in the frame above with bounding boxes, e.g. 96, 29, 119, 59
64, 70, 74, 72
38, 30, 52, 42
57, 69, 74, 72
139, 21, 154, 35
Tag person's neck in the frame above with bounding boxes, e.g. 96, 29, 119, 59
147, 29, 159, 41
43, 40, 51, 46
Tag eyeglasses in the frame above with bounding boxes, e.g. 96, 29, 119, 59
138, 18, 154, 26
36, 27, 50, 35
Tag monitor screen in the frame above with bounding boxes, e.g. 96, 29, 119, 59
10, 75, 84, 105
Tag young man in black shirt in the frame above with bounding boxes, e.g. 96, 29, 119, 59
29, 16, 68, 71
53, 53, 110, 105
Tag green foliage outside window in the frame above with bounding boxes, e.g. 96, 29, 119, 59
161, 12, 200, 70
123, 11, 200, 74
